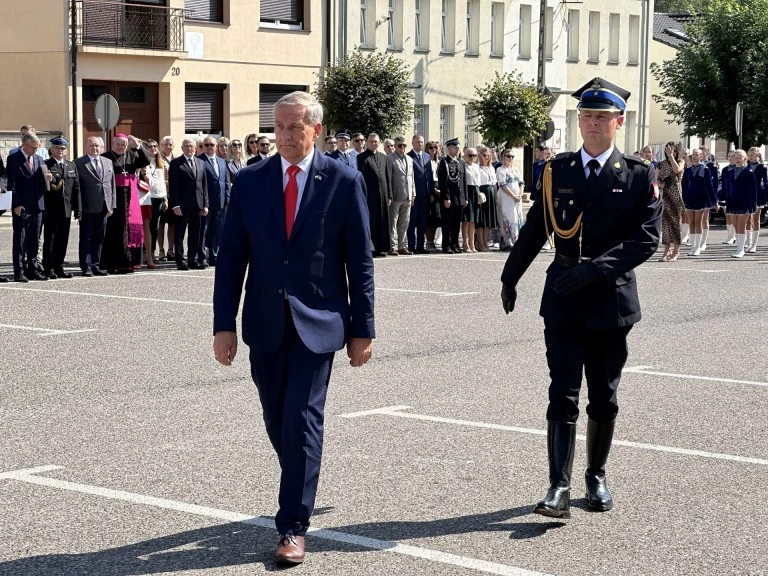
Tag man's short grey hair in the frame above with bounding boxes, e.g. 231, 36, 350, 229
160, 135, 173, 145
383, 138, 395, 146
394, 136, 406, 144
22, 132, 41, 145
182, 138, 196, 147
274, 91, 324, 125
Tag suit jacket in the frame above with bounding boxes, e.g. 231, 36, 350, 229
198, 154, 230, 211
168, 155, 208, 211
246, 154, 268, 166
407, 150, 435, 198
501, 147, 661, 330
0, 157, 7, 191
388, 152, 415, 202
74, 155, 116, 214
328, 149, 354, 167
45, 158, 80, 218
437, 155, 467, 204
7, 150, 48, 212
213, 150, 376, 355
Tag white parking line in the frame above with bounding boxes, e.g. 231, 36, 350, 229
377, 287, 480, 296
340, 406, 768, 466
0, 285, 212, 307
0, 465, 554, 576
0, 323, 97, 337
624, 365, 768, 388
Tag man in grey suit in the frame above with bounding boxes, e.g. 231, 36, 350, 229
388, 136, 415, 255
74, 137, 116, 276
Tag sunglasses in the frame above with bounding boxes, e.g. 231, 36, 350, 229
467, 153, 477, 157
426, 146, 435, 150
231, 142, 242, 147
354, 139, 365, 142
203, 143, 216, 147
396, 144, 407, 148
248, 140, 257, 145
259, 142, 270, 146
505, 154, 514, 158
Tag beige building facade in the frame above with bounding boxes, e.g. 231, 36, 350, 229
0, 0, 325, 157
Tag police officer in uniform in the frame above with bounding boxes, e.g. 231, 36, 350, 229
328, 130, 354, 167
437, 138, 467, 253
43, 137, 80, 279
500, 78, 662, 519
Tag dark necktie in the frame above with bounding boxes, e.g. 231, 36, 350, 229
586, 159, 600, 187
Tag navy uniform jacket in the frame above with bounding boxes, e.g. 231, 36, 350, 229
45, 158, 80, 218
501, 148, 661, 329
437, 156, 467, 204
7, 150, 47, 212
327, 149, 354, 168
531, 160, 546, 201
213, 150, 375, 355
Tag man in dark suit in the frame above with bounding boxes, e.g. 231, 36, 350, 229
168, 138, 208, 270
327, 130, 354, 167
357, 133, 393, 257
437, 137, 467, 253
407, 133, 435, 254
43, 137, 79, 279
6, 132, 52, 281
213, 91, 375, 566
500, 78, 662, 519
198, 136, 230, 267
246, 135, 271, 166
75, 137, 116, 277
0, 157, 7, 282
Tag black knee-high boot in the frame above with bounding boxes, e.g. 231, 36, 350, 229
534, 421, 576, 519
585, 418, 615, 511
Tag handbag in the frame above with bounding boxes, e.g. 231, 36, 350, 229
477, 191, 487, 204
138, 179, 150, 193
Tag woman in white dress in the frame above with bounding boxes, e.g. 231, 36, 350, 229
495, 150, 524, 249
475, 145, 498, 252
463, 148, 480, 252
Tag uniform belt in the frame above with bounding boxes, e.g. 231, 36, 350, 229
554, 253, 591, 267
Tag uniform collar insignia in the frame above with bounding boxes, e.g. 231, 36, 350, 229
614, 161, 621, 169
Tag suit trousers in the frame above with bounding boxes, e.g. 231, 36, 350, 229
12, 211, 42, 277
43, 211, 71, 273
407, 195, 429, 251
79, 210, 108, 272
441, 202, 462, 250
389, 200, 411, 249
174, 209, 203, 265
248, 303, 334, 536
543, 317, 632, 423
204, 206, 225, 264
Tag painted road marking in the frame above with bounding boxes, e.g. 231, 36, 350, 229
340, 406, 768, 466
377, 287, 480, 296
624, 365, 768, 388
0, 323, 97, 337
0, 465, 554, 576
0, 286, 212, 307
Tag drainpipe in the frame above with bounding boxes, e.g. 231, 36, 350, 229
71, 0, 79, 157
638, 0, 651, 151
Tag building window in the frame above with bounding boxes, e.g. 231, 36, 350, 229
588, 11, 600, 63
544, 6, 553, 60
441, 0, 455, 53
624, 110, 637, 152
261, 0, 304, 29
519, 4, 531, 59
361, 0, 376, 47
565, 109, 578, 152
464, 106, 476, 147
388, 0, 396, 47
259, 84, 307, 133
415, 0, 423, 48
567, 9, 579, 61
414, 105, 425, 136
185, 83, 225, 134
184, 0, 223, 23
608, 13, 620, 63
628, 14, 640, 65
465, 0, 479, 55
440, 105, 453, 144
491, 2, 503, 56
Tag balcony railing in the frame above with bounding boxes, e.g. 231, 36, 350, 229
75, 0, 184, 52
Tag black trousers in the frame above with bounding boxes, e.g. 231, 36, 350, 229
248, 304, 334, 536
43, 211, 71, 273
149, 197, 166, 253
12, 211, 43, 277
440, 202, 462, 250
543, 318, 632, 423
174, 209, 202, 265
79, 210, 108, 272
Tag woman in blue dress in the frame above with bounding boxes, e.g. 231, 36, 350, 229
682, 149, 717, 256
723, 149, 757, 258
746, 147, 766, 253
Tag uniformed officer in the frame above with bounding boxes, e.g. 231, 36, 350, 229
327, 130, 354, 167
500, 78, 662, 519
43, 137, 80, 279
437, 137, 467, 253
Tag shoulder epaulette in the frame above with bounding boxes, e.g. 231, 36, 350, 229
624, 154, 647, 165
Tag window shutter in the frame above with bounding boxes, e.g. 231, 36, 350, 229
185, 84, 224, 133
260, 0, 303, 24
185, 0, 223, 22
259, 85, 307, 132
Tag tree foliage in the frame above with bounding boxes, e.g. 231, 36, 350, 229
655, 0, 690, 12
314, 50, 413, 137
651, 0, 768, 146
467, 72, 550, 148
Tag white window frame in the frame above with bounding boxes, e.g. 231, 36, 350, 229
519, 4, 532, 59
608, 13, 620, 63
387, 0, 396, 48
545, 6, 553, 60
464, 106, 475, 147
490, 2, 503, 56
360, 0, 368, 46
628, 14, 640, 65
415, 0, 423, 49
440, 105, 453, 144
567, 9, 579, 61
466, 1, 472, 54
441, 0, 456, 53
414, 105, 425, 137
588, 11, 600, 63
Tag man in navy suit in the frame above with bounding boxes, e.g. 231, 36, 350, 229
6, 132, 52, 281
198, 136, 230, 267
213, 91, 375, 565
407, 133, 435, 254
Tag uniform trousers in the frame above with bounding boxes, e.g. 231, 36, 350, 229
43, 211, 71, 273
79, 210, 108, 272
543, 317, 632, 423
441, 202, 462, 250
248, 303, 334, 536
12, 210, 43, 277
389, 200, 411, 250
174, 209, 203, 265
407, 195, 429, 251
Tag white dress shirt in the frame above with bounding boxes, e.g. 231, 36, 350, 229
280, 147, 315, 219
580, 145, 615, 178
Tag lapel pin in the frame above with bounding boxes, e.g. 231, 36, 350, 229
614, 162, 621, 169
315, 175, 322, 181
570, 160, 576, 166
569, 200, 574, 205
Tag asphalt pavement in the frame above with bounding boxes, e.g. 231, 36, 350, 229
0, 211, 766, 576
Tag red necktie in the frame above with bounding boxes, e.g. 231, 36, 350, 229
284, 165, 301, 238
27, 156, 34, 171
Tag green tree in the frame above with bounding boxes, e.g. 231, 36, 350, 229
655, 0, 690, 12
651, 0, 768, 146
466, 72, 550, 148
314, 50, 413, 137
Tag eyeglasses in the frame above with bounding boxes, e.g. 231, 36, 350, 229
231, 142, 242, 147
203, 143, 216, 147
396, 144, 407, 148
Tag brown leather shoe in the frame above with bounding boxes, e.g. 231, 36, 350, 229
388, 249, 399, 256
397, 248, 413, 255
275, 533, 305, 565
